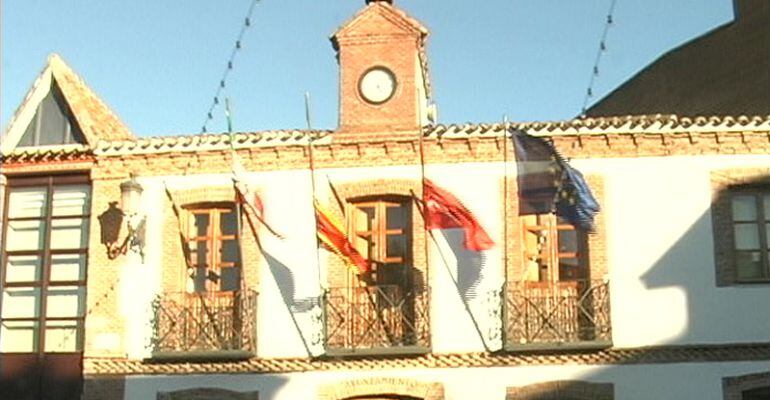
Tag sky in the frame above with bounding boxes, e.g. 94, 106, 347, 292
1, 0, 734, 138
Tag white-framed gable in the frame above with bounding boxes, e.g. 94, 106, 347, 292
3, 62, 53, 154
1, 54, 134, 156
1, 56, 87, 155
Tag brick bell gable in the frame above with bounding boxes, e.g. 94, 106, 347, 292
332, 1, 430, 138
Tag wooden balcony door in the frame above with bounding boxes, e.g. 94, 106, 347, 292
345, 197, 414, 349
522, 213, 588, 284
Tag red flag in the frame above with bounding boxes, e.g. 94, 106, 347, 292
423, 179, 494, 251
314, 201, 371, 275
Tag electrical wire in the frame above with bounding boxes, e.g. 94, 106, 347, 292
200, 0, 260, 133
580, 0, 619, 116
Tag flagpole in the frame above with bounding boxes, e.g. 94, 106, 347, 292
418, 126, 491, 352
305, 92, 325, 292
502, 115, 510, 299
226, 98, 247, 294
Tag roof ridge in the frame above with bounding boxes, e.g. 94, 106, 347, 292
48, 54, 135, 143
424, 114, 770, 137
331, 1, 428, 42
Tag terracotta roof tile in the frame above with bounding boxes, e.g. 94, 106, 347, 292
2, 54, 135, 152
48, 54, 135, 143
85, 114, 770, 158
0, 145, 93, 164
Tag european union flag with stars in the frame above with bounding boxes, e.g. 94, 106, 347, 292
512, 130, 600, 232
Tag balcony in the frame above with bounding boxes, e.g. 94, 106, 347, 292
504, 279, 611, 350
323, 284, 430, 356
150, 290, 257, 361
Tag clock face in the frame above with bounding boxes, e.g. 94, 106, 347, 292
359, 67, 396, 104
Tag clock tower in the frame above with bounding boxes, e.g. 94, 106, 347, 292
332, 0, 431, 138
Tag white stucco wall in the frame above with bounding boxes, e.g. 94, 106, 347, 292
114, 153, 770, 360
121, 360, 770, 400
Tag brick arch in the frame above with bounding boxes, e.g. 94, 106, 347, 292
506, 381, 613, 400
157, 387, 258, 400
317, 377, 444, 400
160, 185, 260, 294
173, 186, 236, 206
723, 370, 770, 400
333, 178, 420, 201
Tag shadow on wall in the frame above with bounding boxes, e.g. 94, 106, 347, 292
641, 175, 770, 345
507, 173, 770, 399
113, 175, 770, 399
119, 375, 291, 400
264, 251, 320, 313
440, 229, 486, 301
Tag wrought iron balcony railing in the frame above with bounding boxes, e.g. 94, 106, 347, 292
504, 279, 611, 350
150, 290, 257, 360
323, 284, 430, 355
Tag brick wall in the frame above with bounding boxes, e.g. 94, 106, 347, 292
82, 375, 125, 400
85, 175, 128, 358
335, 3, 425, 134
506, 380, 614, 400
723, 371, 770, 400
318, 377, 444, 400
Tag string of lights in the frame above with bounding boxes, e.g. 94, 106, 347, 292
200, 0, 261, 133
580, 0, 619, 116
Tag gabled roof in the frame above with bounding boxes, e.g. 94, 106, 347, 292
1, 54, 134, 154
331, 1, 428, 43
586, 0, 770, 117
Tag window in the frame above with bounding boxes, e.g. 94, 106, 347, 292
322, 195, 430, 353
730, 190, 770, 281
723, 371, 770, 400
522, 213, 589, 283
349, 197, 412, 287
17, 82, 85, 148
185, 204, 241, 292
1, 175, 90, 353
504, 212, 610, 348
151, 202, 255, 357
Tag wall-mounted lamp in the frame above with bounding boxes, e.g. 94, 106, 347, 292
99, 175, 146, 260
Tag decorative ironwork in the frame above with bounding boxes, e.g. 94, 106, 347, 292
504, 280, 611, 348
151, 290, 257, 356
323, 284, 430, 354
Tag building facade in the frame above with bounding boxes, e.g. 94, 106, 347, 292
1, 1, 770, 399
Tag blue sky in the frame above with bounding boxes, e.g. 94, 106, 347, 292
1, 0, 734, 137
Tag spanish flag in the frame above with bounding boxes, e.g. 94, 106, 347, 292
314, 201, 371, 275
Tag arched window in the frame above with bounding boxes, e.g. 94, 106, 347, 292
323, 193, 430, 353
349, 195, 413, 287
723, 371, 770, 400
506, 381, 613, 400
184, 203, 241, 292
